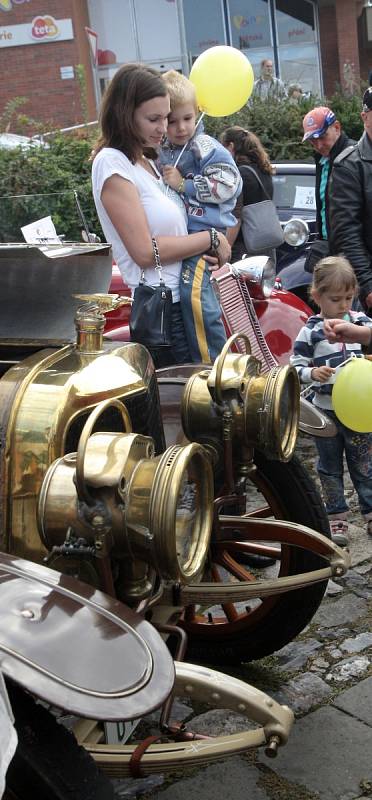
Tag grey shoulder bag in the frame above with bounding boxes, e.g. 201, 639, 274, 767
240, 165, 284, 254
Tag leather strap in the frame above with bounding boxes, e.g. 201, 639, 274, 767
238, 164, 272, 201
129, 735, 162, 778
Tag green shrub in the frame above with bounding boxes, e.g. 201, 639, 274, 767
204, 90, 364, 160
0, 90, 365, 243
0, 132, 101, 242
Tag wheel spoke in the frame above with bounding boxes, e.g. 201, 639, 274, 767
210, 563, 239, 622
215, 551, 256, 582
221, 541, 282, 560
244, 505, 272, 518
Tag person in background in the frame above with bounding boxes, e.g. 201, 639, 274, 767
302, 106, 355, 245
329, 88, 372, 316
288, 83, 303, 104
253, 59, 287, 101
91, 63, 231, 369
290, 256, 372, 544
159, 69, 241, 363
220, 125, 275, 262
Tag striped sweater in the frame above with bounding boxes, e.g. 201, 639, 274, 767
290, 311, 372, 409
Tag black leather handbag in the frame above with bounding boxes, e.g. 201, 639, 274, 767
130, 238, 173, 348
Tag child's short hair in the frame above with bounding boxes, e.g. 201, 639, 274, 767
162, 69, 198, 113
310, 255, 358, 298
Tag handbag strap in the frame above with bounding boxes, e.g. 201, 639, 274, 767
140, 237, 165, 284
239, 164, 272, 201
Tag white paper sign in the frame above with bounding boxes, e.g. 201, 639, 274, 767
21, 216, 61, 244
294, 185, 316, 210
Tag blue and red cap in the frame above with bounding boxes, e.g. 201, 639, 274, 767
302, 107, 337, 142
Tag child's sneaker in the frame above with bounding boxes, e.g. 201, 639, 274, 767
367, 520, 372, 537
329, 519, 349, 547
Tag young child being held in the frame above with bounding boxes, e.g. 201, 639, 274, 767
290, 255, 372, 546
159, 69, 242, 364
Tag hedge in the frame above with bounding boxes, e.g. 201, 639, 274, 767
0, 133, 101, 242
0, 91, 365, 243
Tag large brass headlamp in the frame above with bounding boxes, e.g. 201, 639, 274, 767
182, 334, 299, 462
37, 400, 213, 585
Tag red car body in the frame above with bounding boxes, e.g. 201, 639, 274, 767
105, 261, 311, 367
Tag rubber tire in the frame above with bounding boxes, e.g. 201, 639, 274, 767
184, 453, 330, 665
4, 681, 114, 800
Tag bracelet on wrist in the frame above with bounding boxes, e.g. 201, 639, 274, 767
177, 177, 185, 193
209, 227, 220, 252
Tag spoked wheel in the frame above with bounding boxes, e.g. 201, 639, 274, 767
181, 452, 330, 665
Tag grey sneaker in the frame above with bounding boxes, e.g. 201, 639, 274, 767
329, 519, 349, 548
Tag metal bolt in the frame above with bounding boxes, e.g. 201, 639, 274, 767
264, 735, 280, 758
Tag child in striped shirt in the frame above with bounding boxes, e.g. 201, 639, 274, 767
290, 255, 372, 545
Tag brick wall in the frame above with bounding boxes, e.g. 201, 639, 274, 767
0, 0, 95, 130
319, 5, 340, 97
334, 0, 360, 91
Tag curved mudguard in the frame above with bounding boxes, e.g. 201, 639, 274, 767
0, 552, 174, 720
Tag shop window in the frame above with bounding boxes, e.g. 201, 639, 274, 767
183, 0, 226, 61
275, 0, 316, 46
274, 0, 320, 95
227, 0, 274, 78
278, 43, 321, 96
227, 0, 272, 51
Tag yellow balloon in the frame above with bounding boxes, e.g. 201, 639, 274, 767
189, 46, 254, 117
332, 358, 372, 432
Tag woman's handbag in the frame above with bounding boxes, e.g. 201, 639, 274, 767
240, 165, 284, 254
129, 238, 173, 348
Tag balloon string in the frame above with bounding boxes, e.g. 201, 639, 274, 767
300, 353, 358, 398
164, 113, 205, 195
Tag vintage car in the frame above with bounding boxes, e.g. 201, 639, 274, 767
0, 242, 349, 782
273, 160, 317, 304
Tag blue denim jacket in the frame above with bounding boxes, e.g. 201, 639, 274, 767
158, 132, 242, 232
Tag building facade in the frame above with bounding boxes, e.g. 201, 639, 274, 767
0, 0, 370, 129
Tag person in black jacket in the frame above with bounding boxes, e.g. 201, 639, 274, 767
329, 88, 372, 315
220, 126, 275, 262
302, 106, 355, 242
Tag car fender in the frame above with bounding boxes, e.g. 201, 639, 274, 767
254, 289, 310, 365
277, 254, 312, 292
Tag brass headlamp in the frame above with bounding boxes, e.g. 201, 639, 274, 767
182, 334, 299, 462
37, 400, 213, 586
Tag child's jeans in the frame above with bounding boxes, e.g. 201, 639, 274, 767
180, 254, 227, 363
314, 409, 372, 518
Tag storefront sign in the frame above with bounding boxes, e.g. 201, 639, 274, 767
0, 15, 73, 46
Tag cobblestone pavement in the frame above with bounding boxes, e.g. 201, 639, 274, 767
112, 434, 372, 800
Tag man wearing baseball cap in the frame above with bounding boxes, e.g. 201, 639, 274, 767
329, 88, 372, 315
302, 106, 354, 251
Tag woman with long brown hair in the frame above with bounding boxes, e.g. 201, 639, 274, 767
221, 125, 275, 261
92, 63, 231, 368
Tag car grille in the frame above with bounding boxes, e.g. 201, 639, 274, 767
214, 269, 278, 373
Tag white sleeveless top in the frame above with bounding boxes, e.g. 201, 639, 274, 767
92, 147, 188, 302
